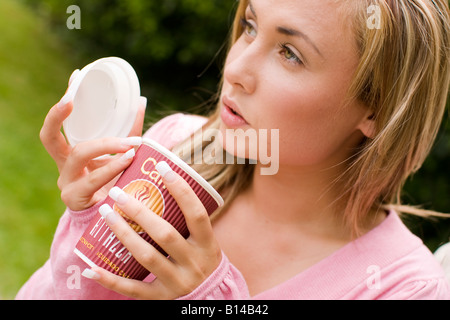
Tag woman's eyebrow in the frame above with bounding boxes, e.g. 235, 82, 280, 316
248, 0, 323, 58
249, 0, 257, 18
276, 26, 323, 58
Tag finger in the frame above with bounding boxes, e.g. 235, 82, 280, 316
75, 149, 136, 199
99, 204, 177, 279
86, 153, 119, 172
155, 162, 214, 244
128, 97, 147, 137
108, 187, 190, 263
85, 267, 166, 300
63, 136, 142, 182
43, 68, 80, 166
40, 101, 74, 171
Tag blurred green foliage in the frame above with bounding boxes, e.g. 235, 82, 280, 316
0, 0, 71, 298
22, 0, 450, 249
23, 0, 237, 122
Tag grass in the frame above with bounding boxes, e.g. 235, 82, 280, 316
0, 0, 74, 299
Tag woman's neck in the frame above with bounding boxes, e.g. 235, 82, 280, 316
245, 162, 386, 240
246, 162, 352, 240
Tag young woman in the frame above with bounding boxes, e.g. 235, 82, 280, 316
17, 0, 450, 299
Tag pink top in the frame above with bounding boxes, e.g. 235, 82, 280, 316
16, 113, 450, 300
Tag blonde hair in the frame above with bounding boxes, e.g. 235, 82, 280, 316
172, 0, 450, 234
345, 0, 450, 232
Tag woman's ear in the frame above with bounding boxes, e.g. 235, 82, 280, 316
358, 110, 376, 139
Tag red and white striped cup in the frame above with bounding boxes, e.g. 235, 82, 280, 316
74, 138, 224, 280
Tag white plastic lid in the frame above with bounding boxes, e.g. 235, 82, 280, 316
63, 57, 141, 146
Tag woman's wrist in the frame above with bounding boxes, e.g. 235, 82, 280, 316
67, 198, 106, 225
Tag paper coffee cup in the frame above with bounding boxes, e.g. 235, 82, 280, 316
74, 138, 224, 280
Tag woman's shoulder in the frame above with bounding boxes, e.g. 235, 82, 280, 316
142, 113, 208, 150
346, 211, 450, 299
376, 242, 450, 299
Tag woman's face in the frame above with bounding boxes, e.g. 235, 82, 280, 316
219, 0, 373, 170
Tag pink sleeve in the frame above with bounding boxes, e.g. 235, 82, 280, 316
383, 279, 450, 300
15, 203, 130, 300
177, 252, 250, 300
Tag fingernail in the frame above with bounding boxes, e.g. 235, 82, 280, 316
58, 91, 73, 108
120, 148, 135, 162
139, 96, 147, 110
99, 203, 118, 225
109, 186, 129, 206
82, 268, 100, 280
155, 161, 177, 183
69, 69, 80, 85
121, 136, 142, 147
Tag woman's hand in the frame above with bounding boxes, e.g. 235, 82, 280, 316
82, 161, 222, 300
55, 136, 143, 211
39, 73, 147, 210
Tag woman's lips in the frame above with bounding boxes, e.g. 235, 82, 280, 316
221, 96, 248, 127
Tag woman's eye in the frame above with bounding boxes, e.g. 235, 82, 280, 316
240, 18, 257, 38
279, 43, 303, 65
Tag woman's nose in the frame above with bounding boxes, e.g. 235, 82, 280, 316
223, 39, 258, 95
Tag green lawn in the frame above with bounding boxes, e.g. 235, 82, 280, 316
0, 0, 73, 299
